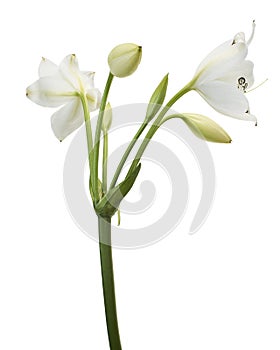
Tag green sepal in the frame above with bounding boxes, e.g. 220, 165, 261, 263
145, 73, 169, 123
95, 163, 141, 218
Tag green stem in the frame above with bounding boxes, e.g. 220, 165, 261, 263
109, 122, 147, 190
98, 216, 122, 350
102, 131, 108, 192
80, 93, 94, 189
126, 83, 193, 177
93, 73, 114, 202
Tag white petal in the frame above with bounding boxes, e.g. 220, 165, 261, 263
195, 40, 248, 84
59, 54, 81, 90
51, 99, 84, 141
82, 71, 96, 88
195, 40, 231, 75
26, 75, 75, 107
87, 88, 101, 111
219, 60, 254, 89
39, 57, 58, 77
195, 80, 256, 121
232, 32, 245, 44
79, 71, 96, 92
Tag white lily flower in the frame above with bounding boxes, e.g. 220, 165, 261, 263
26, 54, 101, 141
190, 22, 257, 123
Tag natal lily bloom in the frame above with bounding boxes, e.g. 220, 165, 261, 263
26, 54, 101, 141
190, 22, 257, 123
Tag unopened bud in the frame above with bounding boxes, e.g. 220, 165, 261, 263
182, 113, 232, 143
108, 43, 142, 78
102, 102, 113, 132
162, 113, 232, 143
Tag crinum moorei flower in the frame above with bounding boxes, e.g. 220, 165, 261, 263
26, 54, 101, 141
190, 21, 257, 124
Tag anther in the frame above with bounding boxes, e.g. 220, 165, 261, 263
238, 77, 248, 92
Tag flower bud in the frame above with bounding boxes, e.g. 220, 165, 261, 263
161, 113, 232, 143
102, 102, 113, 132
108, 43, 142, 78
181, 113, 232, 143
145, 73, 169, 123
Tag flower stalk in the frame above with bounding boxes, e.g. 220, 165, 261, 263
80, 93, 95, 189
93, 73, 114, 202
98, 217, 122, 350
102, 131, 109, 192
109, 122, 147, 190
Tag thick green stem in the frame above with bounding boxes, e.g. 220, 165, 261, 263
80, 93, 94, 189
98, 217, 122, 350
102, 132, 109, 192
93, 73, 114, 202
126, 83, 193, 177
109, 122, 147, 190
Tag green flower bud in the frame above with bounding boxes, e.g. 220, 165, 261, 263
145, 74, 169, 123
161, 113, 232, 143
108, 43, 142, 78
102, 102, 113, 132
181, 113, 232, 143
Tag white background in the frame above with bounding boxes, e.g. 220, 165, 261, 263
1, 0, 279, 349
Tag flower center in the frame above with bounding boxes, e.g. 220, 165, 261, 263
237, 77, 248, 92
